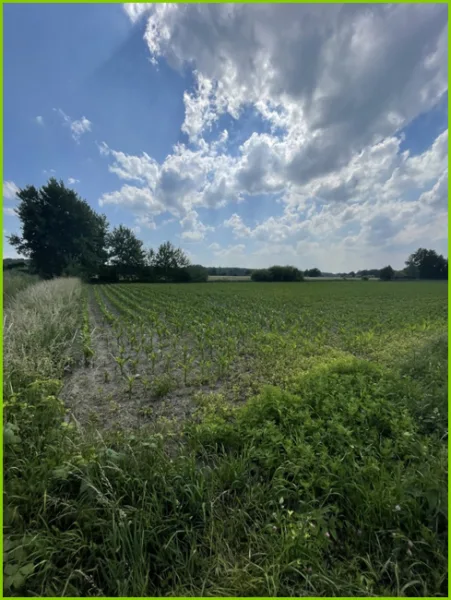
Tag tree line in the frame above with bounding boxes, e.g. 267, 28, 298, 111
6, 178, 448, 283
8, 179, 208, 283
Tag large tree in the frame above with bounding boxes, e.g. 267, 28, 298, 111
107, 225, 146, 278
8, 178, 108, 278
405, 248, 448, 280
151, 241, 190, 280
379, 265, 395, 281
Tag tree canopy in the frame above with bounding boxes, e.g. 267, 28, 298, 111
251, 265, 304, 282
9, 179, 108, 279
379, 265, 395, 281
405, 248, 447, 280
108, 225, 146, 278
305, 268, 322, 277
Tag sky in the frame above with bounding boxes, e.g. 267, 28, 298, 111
3, 3, 448, 271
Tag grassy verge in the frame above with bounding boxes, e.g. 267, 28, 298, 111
3, 280, 447, 596
3, 271, 39, 307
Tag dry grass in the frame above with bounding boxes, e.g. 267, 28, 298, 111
3, 277, 82, 394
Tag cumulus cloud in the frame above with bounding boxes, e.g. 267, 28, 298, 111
54, 108, 92, 142
211, 243, 246, 259
35, 115, 44, 126
180, 210, 214, 242
4, 207, 16, 216
68, 177, 80, 185
131, 4, 446, 180
3, 180, 19, 200
101, 4, 448, 269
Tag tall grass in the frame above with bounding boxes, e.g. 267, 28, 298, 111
3, 277, 82, 394
3, 271, 39, 307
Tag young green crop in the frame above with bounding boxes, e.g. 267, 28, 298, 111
5, 279, 445, 596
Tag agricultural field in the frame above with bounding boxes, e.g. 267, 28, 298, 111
4, 279, 448, 597
208, 275, 252, 281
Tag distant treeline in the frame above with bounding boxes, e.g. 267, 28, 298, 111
5, 178, 448, 284
251, 266, 303, 282
206, 267, 253, 276
3, 258, 31, 271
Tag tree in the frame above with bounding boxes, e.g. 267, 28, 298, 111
251, 265, 304, 282
405, 248, 448, 280
251, 269, 272, 282
8, 178, 108, 278
379, 265, 395, 281
107, 225, 146, 279
151, 241, 190, 280
305, 268, 322, 277
186, 264, 208, 282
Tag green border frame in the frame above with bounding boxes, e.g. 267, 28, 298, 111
0, 1, 448, 599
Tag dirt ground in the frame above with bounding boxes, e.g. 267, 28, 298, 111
61, 288, 254, 433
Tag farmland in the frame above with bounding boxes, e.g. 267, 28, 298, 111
4, 279, 448, 596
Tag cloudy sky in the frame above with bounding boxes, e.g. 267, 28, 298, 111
3, 3, 448, 271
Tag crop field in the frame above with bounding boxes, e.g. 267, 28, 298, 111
4, 279, 448, 596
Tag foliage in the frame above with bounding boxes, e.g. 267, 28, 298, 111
9, 179, 108, 279
208, 266, 252, 276
304, 267, 322, 277
405, 248, 448, 280
252, 265, 304, 282
357, 269, 381, 278
107, 225, 146, 279
3, 258, 30, 271
185, 264, 209, 282
379, 265, 395, 281
150, 241, 190, 280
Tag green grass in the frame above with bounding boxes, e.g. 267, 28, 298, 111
3, 279, 448, 596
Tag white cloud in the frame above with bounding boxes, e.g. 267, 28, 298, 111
180, 210, 214, 242
3, 181, 19, 200
4, 207, 16, 216
223, 214, 251, 238
101, 4, 448, 270
136, 215, 157, 230
54, 108, 92, 142
99, 184, 164, 214
35, 115, 44, 126
133, 4, 446, 179
211, 243, 246, 259
68, 177, 80, 185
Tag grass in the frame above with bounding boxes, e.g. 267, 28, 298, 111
3, 279, 448, 596
3, 270, 39, 307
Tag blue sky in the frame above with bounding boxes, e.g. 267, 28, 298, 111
3, 4, 448, 271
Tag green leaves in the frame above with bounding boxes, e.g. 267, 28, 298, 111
4, 422, 21, 445
4, 562, 35, 591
